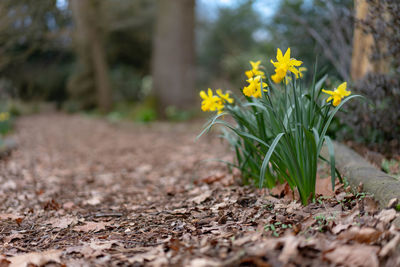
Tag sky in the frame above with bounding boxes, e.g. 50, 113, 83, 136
199, 0, 280, 21
56, 0, 279, 20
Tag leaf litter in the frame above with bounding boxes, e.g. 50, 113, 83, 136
0, 114, 399, 266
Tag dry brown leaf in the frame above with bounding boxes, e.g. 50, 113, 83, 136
62, 201, 75, 209
187, 258, 220, 267
89, 240, 117, 250
379, 233, 400, 257
315, 177, 335, 197
128, 245, 165, 264
6, 250, 62, 267
364, 196, 379, 214
376, 209, 397, 224
332, 223, 351, 234
323, 245, 379, 267
0, 258, 11, 267
338, 227, 381, 244
278, 235, 300, 264
4, 233, 24, 243
47, 216, 77, 229
73, 221, 110, 233
190, 190, 212, 204
85, 195, 102, 205
0, 214, 23, 221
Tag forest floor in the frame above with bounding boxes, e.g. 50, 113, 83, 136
0, 114, 400, 267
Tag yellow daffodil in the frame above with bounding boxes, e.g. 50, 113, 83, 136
270, 48, 303, 83
245, 60, 266, 79
216, 89, 234, 104
200, 88, 222, 112
243, 76, 268, 98
200, 88, 233, 113
0, 112, 10, 122
299, 67, 307, 78
322, 82, 351, 106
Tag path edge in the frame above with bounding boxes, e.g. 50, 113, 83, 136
321, 141, 400, 226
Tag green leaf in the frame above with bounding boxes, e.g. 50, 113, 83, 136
259, 133, 284, 188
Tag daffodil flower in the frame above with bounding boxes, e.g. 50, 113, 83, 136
243, 76, 268, 98
200, 88, 222, 112
245, 60, 266, 79
216, 89, 234, 104
322, 82, 351, 106
298, 67, 307, 78
200, 88, 233, 113
0, 112, 10, 122
270, 48, 303, 83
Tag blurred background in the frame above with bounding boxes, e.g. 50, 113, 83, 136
0, 0, 398, 156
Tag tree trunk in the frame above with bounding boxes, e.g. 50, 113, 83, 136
351, 0, 389, 81
70, 0, 112, 112
152, 0, 196, 114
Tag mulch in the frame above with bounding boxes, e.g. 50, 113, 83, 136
0, 114, 399, 267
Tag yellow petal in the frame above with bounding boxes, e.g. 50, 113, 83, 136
245, 70, 254, 79
199, 90, 207, 99
250, 60, 261, 69
337, 82, 347, 92
277, 48, 283, 61
290, 59, 303, 67
332, 97, 341, 106
283, 48, 291, 62
207, 88, 213, 97
322, 89, 334, 95
271, 73, 284, 83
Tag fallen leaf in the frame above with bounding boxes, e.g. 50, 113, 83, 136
278, 235, 300, 264
63, 201, 75, 209
73, 221, 110, 233
364, 196, 379, 214
85, 196, 102, 206
379, 233, 400, 257
190, 190, 212, 204
331, 223, 351, 234
196, 174, 225, 185
187, 258, 220, 267
4, 233, 24, 243
338, 227, 381, 244
376, 209, 397, 224
315, 177, 335, 197
6, 250, 62, 267
0, 258, 11, 267
0, 214, 23, 221
89, 240, 117, 250
323, 245, 379, 267
47, 216, 77, 229
128, 245, 165, 264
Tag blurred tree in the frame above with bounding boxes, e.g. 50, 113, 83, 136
69, 0, 112, 112
197, 0, 267, 88
152, 0, 196, 113
0, 0, 72, 102
269, 0, 353, 80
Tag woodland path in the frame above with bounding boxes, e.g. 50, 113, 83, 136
0, 114, 399, 266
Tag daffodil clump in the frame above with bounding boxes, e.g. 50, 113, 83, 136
199, 47, 361, 205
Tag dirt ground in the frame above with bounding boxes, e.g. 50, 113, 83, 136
0, 114, 399, 267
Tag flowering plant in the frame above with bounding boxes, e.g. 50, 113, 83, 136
198, 48, 360, 205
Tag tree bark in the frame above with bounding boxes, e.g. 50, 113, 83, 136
70, 0, 112, 112
152, 0, 196, 114
351, 0, 389, 81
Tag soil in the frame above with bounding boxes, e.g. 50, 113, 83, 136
0, 114, 399, 267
